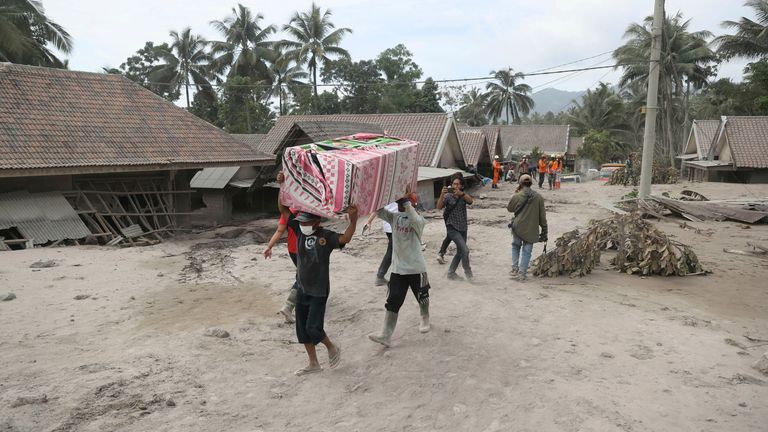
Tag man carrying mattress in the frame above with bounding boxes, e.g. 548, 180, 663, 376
369, 185, 431, 348
277, 172, 359, 376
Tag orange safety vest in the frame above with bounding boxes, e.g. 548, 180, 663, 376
548, 161, 558, 174
538, 160, 547, 173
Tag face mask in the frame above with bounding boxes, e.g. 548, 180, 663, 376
299, 225, 316, 236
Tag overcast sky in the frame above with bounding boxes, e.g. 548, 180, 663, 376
45, 0, 751, 94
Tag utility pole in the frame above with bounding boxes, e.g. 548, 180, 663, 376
638, 0, 664, 198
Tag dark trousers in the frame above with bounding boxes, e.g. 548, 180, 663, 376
386, 273, 430, 313
538, 172, 546, 188
446, 226, 472, 276
438, 235, 452, 256
548, 173, 556, 189
295, 290, 328, 345
377, 233, 393, 278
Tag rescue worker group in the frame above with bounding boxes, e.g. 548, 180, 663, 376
263, 160, 549, 375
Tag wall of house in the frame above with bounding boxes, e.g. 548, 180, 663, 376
438, 128, 465, 168
190, 189, 234, 226
747, 169, 768, 184
417, 180, 438, 210
0, 175, 73, 193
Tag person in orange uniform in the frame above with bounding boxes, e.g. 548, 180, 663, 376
547, 155, 559, 190
537, 156, 548, 188
492, 156, 502, 189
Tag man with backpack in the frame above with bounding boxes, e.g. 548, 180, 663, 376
506, 174, 548, 281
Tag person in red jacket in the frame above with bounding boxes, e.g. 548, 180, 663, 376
264, 207, 299, 323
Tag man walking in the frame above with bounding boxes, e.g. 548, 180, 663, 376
506, 174, 548, 281
492, 156, 502, 189
364, 201, 399, 286
369, 186, 431, 348
437, 176, 474, 281
277, 172, 358, 376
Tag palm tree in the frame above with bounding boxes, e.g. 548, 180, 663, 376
568, 83, 627, 136
484, 69, 534, 124
266, 50, 308, 115
209, 3, 276, 82
0, 0, 72, 67
457, 88, 488, 126
714, 0, 768, 60
614, 12, 717, 164
151, 28, 215, 108
278, 2, 352, 97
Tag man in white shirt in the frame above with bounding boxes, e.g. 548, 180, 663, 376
364, 201, 399, 286
369, 187, 431, 347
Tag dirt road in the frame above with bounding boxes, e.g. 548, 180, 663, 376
1, 180, 766, 431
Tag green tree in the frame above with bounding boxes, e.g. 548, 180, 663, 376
266, 49, 308, 115
413, 78, 443, 113
0, 0, 72, 67
209, 3, 275, 81
578, 129, 630, 165
376, 44, 422, 112
456, 88, 488, 126
322, 58, 383, 113
106, 41, 180, 101
569, 83, 627, 136
484, 69, 534, 124
279, 2, 352, 98
151, 28, 215, 108
714, 0, 768, 60
189, 90, 221, 126
218, 76, 275, 133
614, 12, 717, 165
289, 86, 341, 115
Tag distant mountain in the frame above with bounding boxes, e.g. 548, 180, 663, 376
531, 88, 585, 114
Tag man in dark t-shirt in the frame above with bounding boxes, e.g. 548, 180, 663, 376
277, 172, 358, 376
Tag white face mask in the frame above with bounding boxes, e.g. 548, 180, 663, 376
299, 225, 316, 236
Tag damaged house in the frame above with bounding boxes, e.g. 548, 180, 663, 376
0, 63, 273, 249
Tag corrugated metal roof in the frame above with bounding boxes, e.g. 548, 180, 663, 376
190, 167, 240, 189
228, 179, 256, 188
417, 167, 473, 181
0, 191, 91, 244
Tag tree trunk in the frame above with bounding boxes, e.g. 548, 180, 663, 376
312, 65, 318, 98
184, 71, 190, 108
279, 89, 283, 116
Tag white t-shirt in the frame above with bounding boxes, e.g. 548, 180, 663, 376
381, 202, 399, 234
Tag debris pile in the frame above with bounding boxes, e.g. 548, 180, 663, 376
608, 154, 679, 185
532, 213, 705, 278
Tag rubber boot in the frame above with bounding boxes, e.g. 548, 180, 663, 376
280, 286, 298, 323
419, 303, 431, 333
368, 311, 398, 347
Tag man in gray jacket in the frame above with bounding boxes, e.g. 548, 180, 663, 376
369, 186, 430, 347
506, 174, 548, 281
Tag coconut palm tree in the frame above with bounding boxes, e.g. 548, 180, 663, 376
209, 3, 276, 82
266, 50, 308, 115
568, 83, 627, 136
714, 0, 768, 60
278, 2, 352, 98
614, 12, 717, 164
484, 69, 534, 124
457, 88, 488, 126
151, 28, 215, 108
0, 0, 72, 67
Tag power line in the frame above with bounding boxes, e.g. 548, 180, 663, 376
526, 50, 615, 74
139, 63, 638, 89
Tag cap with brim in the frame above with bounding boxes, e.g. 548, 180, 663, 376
519, 174, 532, 184
295, 212, 322, 222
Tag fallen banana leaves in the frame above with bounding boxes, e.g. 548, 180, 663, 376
532, 212, 706, 278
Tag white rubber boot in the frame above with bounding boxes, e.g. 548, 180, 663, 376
419, 303, 431, 333
368, 311, 398, 347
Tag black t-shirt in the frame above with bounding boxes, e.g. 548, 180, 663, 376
287, 214, 343, 297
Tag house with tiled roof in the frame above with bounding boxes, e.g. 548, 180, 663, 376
0, 63, 275, 246
687, 116, 768, 183
458, 125, 503, 176
499, 125, 571, 158
458, 130, 488, 169
678, 119, 720, 175
262, 113, 468, 209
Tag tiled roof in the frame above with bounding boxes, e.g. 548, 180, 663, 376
232, 134, 267, 152
722, 116, 768, 168
261, 113, 451, 166
292, 120, 384, 142
0, 63, 273, 174
567, 136, 583, 155
498, 125, 570, 156
692, 120, 720, 158
458, 130, 487, 166
458, 125, 501, 161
